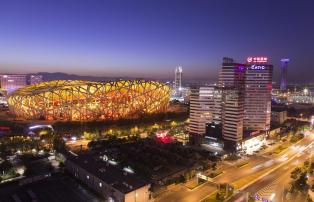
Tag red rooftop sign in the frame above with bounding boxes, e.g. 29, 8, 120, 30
247, 56, 268, 63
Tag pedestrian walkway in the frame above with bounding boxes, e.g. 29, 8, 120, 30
255, 178, 280, 201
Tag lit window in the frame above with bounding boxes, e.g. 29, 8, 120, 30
87, 175, 89, 179
99, 182, 102, 187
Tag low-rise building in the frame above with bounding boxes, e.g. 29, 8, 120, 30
0, 74, 27, 93
29, 74, 43, 85
271, 110, 287, 125
63, 151, 151, 202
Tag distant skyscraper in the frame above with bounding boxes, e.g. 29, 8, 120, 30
174, 66, 182, 92
280, 58, 289, 91
0, 74, 27, 93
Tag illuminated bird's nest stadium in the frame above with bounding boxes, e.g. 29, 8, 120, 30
8, 80, 171, 121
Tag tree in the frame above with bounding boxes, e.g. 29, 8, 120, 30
290, 167, 308, 193
293, 172, 308, 191
212, 162, 217, 171
291, 167, 302, 180
52, 135, 66, 152
0, 160, 13, 173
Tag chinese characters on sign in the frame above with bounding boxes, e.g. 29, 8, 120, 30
247, 56, 268, 63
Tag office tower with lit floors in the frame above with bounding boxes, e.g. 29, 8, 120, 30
174, 66, 183, 95
244, 57, 273, 132
218, 57, 246, 151
29, 74, 43, 85
221, 88, 244, 151
189, 87, 213, 145
0, 74, 27, 93
219, 57, 246, 89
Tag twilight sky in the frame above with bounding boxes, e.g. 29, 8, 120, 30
0, 0, 314, 82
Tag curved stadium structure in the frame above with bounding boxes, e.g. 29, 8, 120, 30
8, 80, 171, 121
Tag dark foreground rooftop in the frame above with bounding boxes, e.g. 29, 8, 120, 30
64, 151, 148, 194
0, 173, 101, 202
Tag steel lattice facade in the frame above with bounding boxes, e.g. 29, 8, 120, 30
8, 80, 171, 121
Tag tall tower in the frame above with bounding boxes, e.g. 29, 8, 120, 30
174, 66, 183, 92
189, 86, 214, 145
244, 57, 273, 131
219, 57, 245, 151
280, 59, 289, 91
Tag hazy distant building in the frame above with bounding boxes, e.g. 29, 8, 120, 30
29, 74, 43, 85
171, 66, 189, 103
0, 74, 27, 93
280, 59, 289, 91
174, 66, 183, 93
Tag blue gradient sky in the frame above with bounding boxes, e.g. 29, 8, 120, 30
0, 0, 314, 82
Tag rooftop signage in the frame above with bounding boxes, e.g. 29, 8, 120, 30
247, 56, 268, 63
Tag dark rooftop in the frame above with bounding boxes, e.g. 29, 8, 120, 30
272, 108, 287, 112
63, 151, 148, 194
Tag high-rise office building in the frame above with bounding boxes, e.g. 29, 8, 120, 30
280, 59, 289, 91
212, 87, 222, 124
29, 74, 43, 85
219, 57, 245, 89
0, 74, 27, 93
189, 86, 214, 145
218, 58, 246, 150
188, 57, 272, 151
244, 57, 273, 131
174, 66, 183, 93
221, 89, 244, 151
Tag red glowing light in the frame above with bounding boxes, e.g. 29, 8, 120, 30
247, 56, 268, 63
156, 130, 175, 144
0, 126, 10, 131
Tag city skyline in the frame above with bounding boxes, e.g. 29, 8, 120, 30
1, 0, 314, 82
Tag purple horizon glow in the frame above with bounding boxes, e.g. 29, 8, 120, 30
0, 1, 314, 82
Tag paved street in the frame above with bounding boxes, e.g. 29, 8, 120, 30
229, 131, 314, 202
155, 130, 314, 202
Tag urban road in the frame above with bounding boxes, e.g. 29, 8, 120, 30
156, 130, 314, 202
228, 131, 314, 202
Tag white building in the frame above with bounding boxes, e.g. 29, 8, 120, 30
189, 87, 213, 144
221, 89, 244, 150
174, 66, 183, 92
0, 74, 27, 93
29, 74, 43, 85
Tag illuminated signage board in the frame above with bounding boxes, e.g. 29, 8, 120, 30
250, 64, 265, 70
247, 56, 268, 63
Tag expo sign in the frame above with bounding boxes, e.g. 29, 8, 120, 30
250, 64, 265, 70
